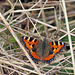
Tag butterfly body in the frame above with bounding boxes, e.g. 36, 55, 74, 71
21, 36, 65, 63
32, 38, 53, 60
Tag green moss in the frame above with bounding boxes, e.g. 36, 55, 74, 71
9, 37, 16, 43
0, 25, 4, 28
40, 26, 44, 31
71, 36, 75, 41
62, 36, 69, 42
62, 35, 75, 42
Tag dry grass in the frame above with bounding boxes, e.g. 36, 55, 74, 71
0, 0, 75, 75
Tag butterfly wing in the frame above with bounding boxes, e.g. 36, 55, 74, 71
21, 36, 39, 50
50, 41, 65, 54
41, 41, 65, 63
21, 36, 41, 60
42, 50, 55, 63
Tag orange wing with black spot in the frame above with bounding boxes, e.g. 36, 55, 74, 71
21, 36, 41, 60
29, 49, 55, 63
21, 36, 39, 50
50, 41, 65, 54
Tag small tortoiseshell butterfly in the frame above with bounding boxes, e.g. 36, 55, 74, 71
21, 36, 68, 63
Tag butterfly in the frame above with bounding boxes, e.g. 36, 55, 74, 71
21, 36, 67, 63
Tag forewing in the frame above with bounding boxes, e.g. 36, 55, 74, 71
21, 36, 39, 50
50, 41, 65, 54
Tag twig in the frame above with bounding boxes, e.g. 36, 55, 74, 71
0, 13, 42, 75
62, 0, 75, 74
